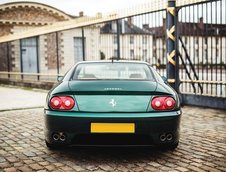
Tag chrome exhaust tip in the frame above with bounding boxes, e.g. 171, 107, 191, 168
60, 134, 66, 142
53, 133, 60, 141
160, 134, 166, 142
166, 133, 173, 141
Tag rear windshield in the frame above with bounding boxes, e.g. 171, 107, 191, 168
71, 62, 155, 81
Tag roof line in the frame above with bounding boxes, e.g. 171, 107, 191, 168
0, 1, 75, 20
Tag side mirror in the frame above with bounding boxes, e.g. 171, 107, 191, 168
161, 76, 167, 83
57, 76, 63, 81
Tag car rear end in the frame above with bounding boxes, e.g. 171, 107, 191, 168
44, 61, 181, 148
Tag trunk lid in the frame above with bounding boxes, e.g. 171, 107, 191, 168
69, 80, 157, 112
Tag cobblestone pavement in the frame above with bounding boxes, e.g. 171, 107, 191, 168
0, 106, 225, 172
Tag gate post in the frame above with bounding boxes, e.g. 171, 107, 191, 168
166, 0, 179, 92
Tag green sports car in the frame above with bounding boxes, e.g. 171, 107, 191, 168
44, 61, 181, 149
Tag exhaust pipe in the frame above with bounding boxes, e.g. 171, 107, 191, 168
60, 134, 66, 142
53, 133, 60, 141
160, 134, 166, 142
166, 133, 173, 141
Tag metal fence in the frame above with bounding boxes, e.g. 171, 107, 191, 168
0, 0, 225, 109
178, 0, 226, 95
177, 0, 226, 108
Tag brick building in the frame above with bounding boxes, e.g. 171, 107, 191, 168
147, 18, 226, 66
100, 19, 153, 62
0, 2, 101, 77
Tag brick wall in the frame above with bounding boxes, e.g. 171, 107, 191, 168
0, 25, 12, 37
45, 32, 64, 71
0, 43, 9, 71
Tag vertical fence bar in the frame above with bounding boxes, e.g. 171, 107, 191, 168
56, 32, 60, 74
193, 5, 195, 93
158, 11, 161, 71
6, 42, 10, 78
19, 39, 23, 80
201, 3, 204, 93
220, 0, 223, 95
166, 0, 178, 92
188, 5, 191, 93
116, 19, 120, 60
185, 6, 188, 93
225, 0, 226, 93
36, 37, 40, 80
215, 0, 218, 96
151, 13, 156, 69
139, 16, 141, 61
197, 5, 200, 93
205, 3, 208, 95
210, 1, 213, 95
82, 27, 86, 61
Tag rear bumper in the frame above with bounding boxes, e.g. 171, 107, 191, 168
44, 110, 181, 146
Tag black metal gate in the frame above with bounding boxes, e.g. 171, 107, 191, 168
177, 0, 226, 109
0, 0, 225, 109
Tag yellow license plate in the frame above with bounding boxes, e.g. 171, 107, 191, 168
90, 123, 135, 133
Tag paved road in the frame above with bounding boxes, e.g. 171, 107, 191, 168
0, 86, 226, 171
0, 107, 225, 172
0, 86, 47, 111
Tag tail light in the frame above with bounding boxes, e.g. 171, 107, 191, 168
151, 96, 175, 110
50, 96, 75, 110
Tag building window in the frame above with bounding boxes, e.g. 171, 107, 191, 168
114, 49, 118, 57
162, 48, 165, 58
205, 38, 208, 45
143, 49, 147, 60
196, 49, 199, 57
130, 49, 134, 58
185, 37, 187, 44
74, 37, 85, 63
113, 35, 117, 44
130, 36, 134, 44
153, 47, 156, 58
162, 37, 165, 44
142, 36, 147, 44
204, 49, 208, 64
153, 37, 156, 46
196, 37, 198, 44
216, 37, 219, 45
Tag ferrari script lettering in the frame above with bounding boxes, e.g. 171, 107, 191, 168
104, 88, 122, 91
